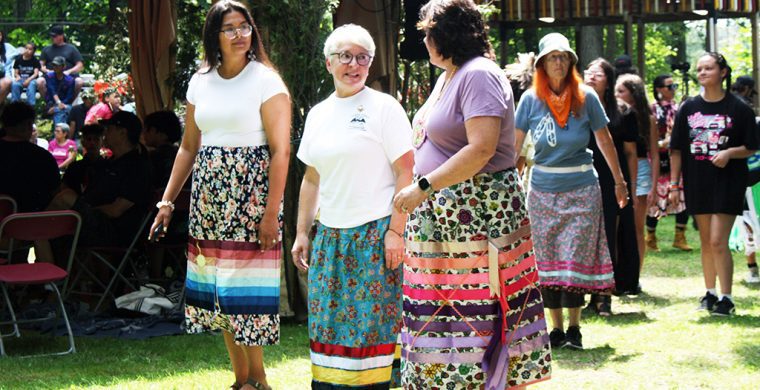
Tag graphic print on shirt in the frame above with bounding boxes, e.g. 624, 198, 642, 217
687, 112, 731, 161
533, 112, 557, 147
349, 104, 368, 131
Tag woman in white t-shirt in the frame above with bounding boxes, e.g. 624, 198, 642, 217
149, 2, 290, 389
291, 24, 413, 388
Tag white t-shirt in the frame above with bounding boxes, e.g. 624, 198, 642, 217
186, 61, 288, 147
298, 87, 412, 228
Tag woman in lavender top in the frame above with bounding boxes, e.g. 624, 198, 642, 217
393, 1, 551, 388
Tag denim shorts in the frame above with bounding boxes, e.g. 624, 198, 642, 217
636, 158, 652, 197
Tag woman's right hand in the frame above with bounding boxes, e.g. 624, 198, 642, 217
148, 207, 173, 241
291, 233, 311, 272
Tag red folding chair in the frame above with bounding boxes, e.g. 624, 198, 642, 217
0, 210, 81, 357
71, 209, 152, 312
0, 195, 17, 265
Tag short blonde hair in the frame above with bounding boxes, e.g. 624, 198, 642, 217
323, 24, 376, 59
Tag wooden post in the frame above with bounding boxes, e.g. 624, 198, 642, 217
752, 11, 760, 112
624, 13, 633, 56
706, 15, 717, 52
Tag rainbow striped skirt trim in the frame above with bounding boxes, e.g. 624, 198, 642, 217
401, 169, 551, 389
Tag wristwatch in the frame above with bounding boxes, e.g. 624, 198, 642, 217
417, 176, 434, 195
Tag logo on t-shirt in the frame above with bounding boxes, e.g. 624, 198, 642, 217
349, 105, 368, 131
687, 112, 731, 160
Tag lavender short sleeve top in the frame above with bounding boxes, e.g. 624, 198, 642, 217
413, 56, 515, 176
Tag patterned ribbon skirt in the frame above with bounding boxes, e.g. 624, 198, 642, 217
309, 217, 403, 389
402, 169, 551, 389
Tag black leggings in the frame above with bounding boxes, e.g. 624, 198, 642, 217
646, 211, 689, 230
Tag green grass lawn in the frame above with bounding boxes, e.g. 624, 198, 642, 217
1, 218, 759, 389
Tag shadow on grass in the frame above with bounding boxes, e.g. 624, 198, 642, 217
552, 344, 616, 369
695, 313, 760, 328
0, 323, 311, 388
617, 291, 673, 307
734, 335, 760, 370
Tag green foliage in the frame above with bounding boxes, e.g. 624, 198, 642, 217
171, 0, 211, 104
252, 0, 336, 138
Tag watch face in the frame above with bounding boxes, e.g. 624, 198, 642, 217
418, 177, 431, 190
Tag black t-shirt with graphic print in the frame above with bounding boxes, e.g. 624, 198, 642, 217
671, 92, 759, 214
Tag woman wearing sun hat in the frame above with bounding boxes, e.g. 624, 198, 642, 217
515, 32, 628, 350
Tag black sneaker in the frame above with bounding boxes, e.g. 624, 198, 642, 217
549, 328, 566, 348
711, 297, 736, 317
698, 292, 719, 311
563, 326, 583, 350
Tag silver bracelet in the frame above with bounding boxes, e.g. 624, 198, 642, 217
156, 200, 175, 212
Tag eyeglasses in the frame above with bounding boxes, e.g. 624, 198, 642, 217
219, 24, 253, 39
583, 70, 605, 79
546, 54, 570, 63
331, 51, 373, 66
664, 83, 679, 91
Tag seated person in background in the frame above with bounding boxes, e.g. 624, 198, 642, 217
31, 124, 48, 149
0, 102, 59, 212
37, 25, 84, 101
68, 89, 95, 137
85, 88, 120, 125
142, 110, 182, 188
0, 30, 18, 106
44, 56, 75, 126
62, 123, 104, 194
48, 122, 76, 171
11, 42, 40, 106
48, 111, 152, 247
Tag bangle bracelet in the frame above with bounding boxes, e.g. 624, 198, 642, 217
156, 200, 175, 212
387, 228, 403, 237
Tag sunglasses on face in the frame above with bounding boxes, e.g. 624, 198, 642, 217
662, 83, 678, 91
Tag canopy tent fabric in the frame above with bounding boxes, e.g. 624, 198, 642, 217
334, 0, 400, 94
127, 0, 177, 118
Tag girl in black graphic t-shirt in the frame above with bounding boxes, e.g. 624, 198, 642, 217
670, 52, 759, 316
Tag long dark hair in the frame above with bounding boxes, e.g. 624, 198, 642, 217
652, 74, 672, 102
0, 31, 6, 63
701, 51, 732, 90
417, 0, 494, 67
617, 73, 652, 148
587, 58, 619, 126
200, 0, 271, 73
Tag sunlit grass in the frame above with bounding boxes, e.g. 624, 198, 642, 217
1, 218, 758, 389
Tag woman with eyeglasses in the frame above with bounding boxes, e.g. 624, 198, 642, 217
669, 52, 759, 317
291, 24, 413, 389
392, 1, 551, 387
583, 59, 640, 313
148, 2, 291, 389
515, 35, 627, 352
646, 74, 692, 252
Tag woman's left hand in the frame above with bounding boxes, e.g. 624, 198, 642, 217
711, 150, 730, 168
258, 212, 279, 250
615, 184, 629, 209
384, 230, 404, 269
647, 188, 657, 207
393, 184, 428, 215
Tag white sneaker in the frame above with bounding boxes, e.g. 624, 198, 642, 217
746, 269, 760, 284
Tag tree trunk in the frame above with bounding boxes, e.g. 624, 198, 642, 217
578, 25, 604, 69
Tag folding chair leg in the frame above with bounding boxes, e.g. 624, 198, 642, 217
0, 283, 20, 338
48, 283, 75, 355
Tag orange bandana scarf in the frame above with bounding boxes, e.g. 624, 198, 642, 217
546, 88, 571, 128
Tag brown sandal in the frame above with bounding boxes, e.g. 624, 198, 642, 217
245, 378, 272, 390
230, 382, 243, 390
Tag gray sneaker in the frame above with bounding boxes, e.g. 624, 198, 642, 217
746, 268, 760, 284
698, 292, 719, 311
